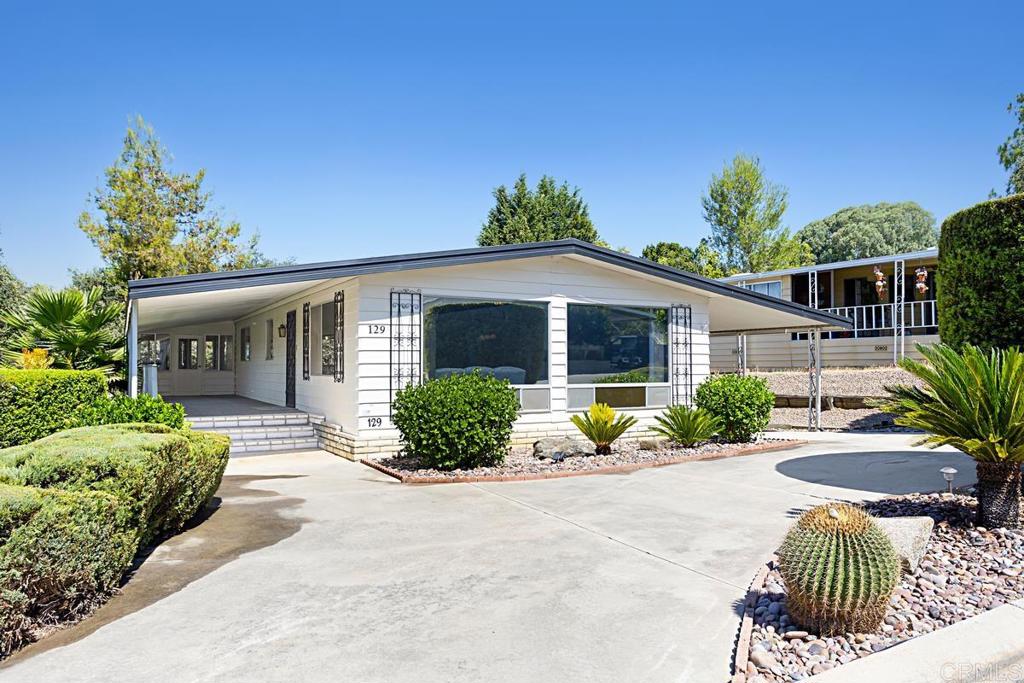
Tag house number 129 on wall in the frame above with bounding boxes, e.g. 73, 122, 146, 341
366, 324, 387, 335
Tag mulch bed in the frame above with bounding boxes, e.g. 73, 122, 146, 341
732, 492, 1024, 682
362, 438, 804, 484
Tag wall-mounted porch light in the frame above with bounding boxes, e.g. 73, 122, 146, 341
277, 323, 287, 338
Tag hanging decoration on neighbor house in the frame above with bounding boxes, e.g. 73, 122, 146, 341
915, 267, 929, 294
873, 266, 888, 300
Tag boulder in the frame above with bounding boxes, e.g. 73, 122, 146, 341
638, 437, 668, 451
875, 516, 934, 573
533, 437, 591, 460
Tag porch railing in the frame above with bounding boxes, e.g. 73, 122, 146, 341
824, 300, 937, 338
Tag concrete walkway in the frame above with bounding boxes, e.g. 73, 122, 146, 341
1, 432, 976, 683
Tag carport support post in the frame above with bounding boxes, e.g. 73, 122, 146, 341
807, 328, 821, 431
128, 299, 138, 398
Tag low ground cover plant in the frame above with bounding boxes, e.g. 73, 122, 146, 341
0, 423, 229, 655
391, 372, 519, 470
651, 405, 720, 447
570, 403, 637, 454
0, 369, 185, 448
694, 374, 774, 442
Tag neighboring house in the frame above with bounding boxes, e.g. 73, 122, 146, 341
127, 239, 848, 459
712, 248, 939, 371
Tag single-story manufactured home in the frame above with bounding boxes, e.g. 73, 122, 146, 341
712, 248, 939, 371
126, 239, 850, 458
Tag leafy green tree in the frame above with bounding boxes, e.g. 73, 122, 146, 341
641, 239, 725, 278
1, 286, 124, 374
78, 117, 277, 289
478, 174, 600, 246
701, 154, 812, 273
0, 244, 27, 352
997, 93, 1024, 196
797, 202, 937, 263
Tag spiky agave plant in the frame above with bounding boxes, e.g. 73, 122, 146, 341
570, 403, 637, 455
877, 343, 1024, 528
651, 405, 721, 447
778, 503, 900, 635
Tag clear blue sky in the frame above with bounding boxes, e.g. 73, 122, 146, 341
1, 1, 1021, 286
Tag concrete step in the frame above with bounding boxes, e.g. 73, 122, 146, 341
230, 436, 320, 454
189, 413, 312, 430
212, 425, 318, 441
186, 411, 324, 454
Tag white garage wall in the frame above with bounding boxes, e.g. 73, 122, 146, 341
234, 278, 359, 428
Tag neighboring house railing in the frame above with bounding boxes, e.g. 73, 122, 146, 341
824, 300, 937, 337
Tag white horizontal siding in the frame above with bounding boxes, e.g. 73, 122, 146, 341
710, 332, 939, 371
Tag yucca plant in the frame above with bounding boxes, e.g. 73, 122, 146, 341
877, 343, 1024, 528
651, 405, 721, 447
570, 403, 637, 455
778, 503, 900, 635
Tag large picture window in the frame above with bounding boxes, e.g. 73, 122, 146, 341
567, 304, 669, 409
423, 297, 548, 385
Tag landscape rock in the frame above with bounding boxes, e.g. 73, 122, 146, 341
532, 437, 591, 460
875, 516, 934, 572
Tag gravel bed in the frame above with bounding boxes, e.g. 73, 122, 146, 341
375, 438, 792, 480
753, 368, 922, 397
769, 407, 911, 431
742, 493, 1024, 682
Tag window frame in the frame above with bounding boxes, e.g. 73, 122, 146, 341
239, 326, 252, 362
741, 280, 783, 299
565, 302, 671, 411
419, 294, 552, 414
265, 319, 275, 361
177, 337, 200, 370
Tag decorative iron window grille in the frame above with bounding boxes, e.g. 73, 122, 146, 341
302, 302, 310, 380
333, 291, 344, 383
670, 304, 694, 405
389, 289, 422, 413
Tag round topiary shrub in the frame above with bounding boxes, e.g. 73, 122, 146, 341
777, 503, 900, 635
938, 194, 1024, 350
391, 372, 520, 470
694, 374, 774, 442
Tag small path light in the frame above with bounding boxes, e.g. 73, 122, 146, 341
940, 466, 958, 493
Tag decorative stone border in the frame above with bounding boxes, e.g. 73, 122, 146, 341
732, 556, 776, 683
360, 440, 805, 484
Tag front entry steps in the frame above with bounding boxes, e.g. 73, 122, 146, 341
188, 411, 324, 454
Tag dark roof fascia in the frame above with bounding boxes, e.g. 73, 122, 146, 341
127, 239, 852, 329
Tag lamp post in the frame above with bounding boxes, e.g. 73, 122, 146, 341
940, 467, 958, 494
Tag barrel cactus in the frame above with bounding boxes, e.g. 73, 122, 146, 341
777, 503, 901, 635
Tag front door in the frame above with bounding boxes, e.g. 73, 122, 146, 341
285, 310, 297, 408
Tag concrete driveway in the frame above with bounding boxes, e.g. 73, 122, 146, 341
2, 432, 974, 683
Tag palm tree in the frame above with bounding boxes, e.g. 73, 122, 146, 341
878, 343, 1024, 528
1, 286, 124, 375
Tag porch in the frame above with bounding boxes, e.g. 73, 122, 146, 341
172, 395, 322, 455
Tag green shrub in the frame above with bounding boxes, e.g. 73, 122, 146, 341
0, 369, 107, 448
0, 424, 230, 655
694, 374, 774, 442
938, 194, 1024, 350
570, 403, 638, 454
0, 483, 134, 654
391, 372, 520, 470
651, 405, 721, 447
778, 503, 900, 635
88, 393, 186, 430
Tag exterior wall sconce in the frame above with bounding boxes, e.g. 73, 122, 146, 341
277, 323, 287, 338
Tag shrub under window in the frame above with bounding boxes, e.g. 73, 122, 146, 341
391, 372, 520, 470
694, 374, 774, 443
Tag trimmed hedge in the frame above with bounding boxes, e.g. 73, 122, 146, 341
0, 370, 107, 448
89, 394, 186, 430
694, 374, 774, 442
391, 372, 520, 470
0, 424, 230, 654
938, 194, 1024, 349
